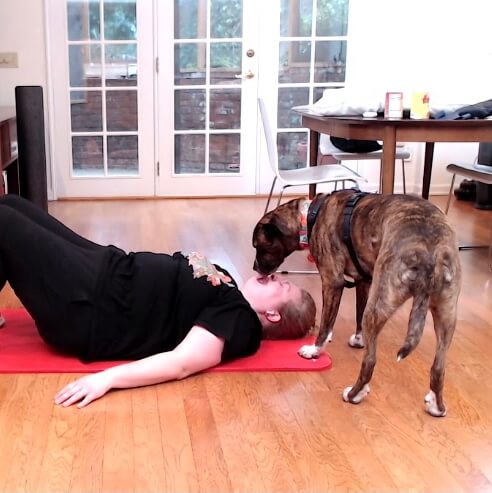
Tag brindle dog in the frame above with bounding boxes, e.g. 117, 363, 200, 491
252, 191, 461, 417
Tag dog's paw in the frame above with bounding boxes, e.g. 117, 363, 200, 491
342, 384, 370, 404
348, 333, 364, 348
298, 345, 321, 359
424, 391, 447, 417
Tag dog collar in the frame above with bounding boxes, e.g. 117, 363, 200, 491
299, 199, 311, 249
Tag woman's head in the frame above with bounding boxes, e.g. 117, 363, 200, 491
241, 274, 316, 340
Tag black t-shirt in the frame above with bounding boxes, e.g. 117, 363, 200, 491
83, 247, 262, 362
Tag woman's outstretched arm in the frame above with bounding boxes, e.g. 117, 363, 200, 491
54, 326, 225, 408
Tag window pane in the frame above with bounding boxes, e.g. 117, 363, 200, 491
175, 134, 205, 173
210, 42, 241, 84
210, 0, 242, 38
278, 41, 311, 83
175, 89, 206, 130
108, 135, 138, 175
277, 132, 307, 170
174, 43, 207, 85
277, 87, 309, 128
210, 89, 241, 129
314, 40, 346, 83
209, 134, 240, 173
316, 0, 349, 36
106, 90, 138, 131
104, 0, 136, 40
105, 43, 137, 86
280, 0, 312, 37
71, 90, 102, 131
67, 0, 101, 41
174, 0, 207, 39
72, 136, 104, 175
69, 44, 102, 87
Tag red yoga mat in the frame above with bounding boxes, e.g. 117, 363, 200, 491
0, 309, 332, 373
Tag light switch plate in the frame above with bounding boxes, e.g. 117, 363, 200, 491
0, 52, 19, 68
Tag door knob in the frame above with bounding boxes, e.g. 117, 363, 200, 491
234, 69, 255, 80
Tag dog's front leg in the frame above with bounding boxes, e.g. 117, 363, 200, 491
298, 280, 344, 359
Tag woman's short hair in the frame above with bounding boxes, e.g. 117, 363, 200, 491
261, 288, 316, 340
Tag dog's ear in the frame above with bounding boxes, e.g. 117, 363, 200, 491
267, 212, 292, 236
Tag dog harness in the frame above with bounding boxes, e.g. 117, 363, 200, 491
305, 190, 372, 287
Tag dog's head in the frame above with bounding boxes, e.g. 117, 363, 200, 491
252, 198, 304, 275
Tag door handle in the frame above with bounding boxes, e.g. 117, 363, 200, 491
234, 70, 255, 80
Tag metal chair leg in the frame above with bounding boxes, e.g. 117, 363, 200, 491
264, 176, 277, 214
401, 159, 406, 194
445, 174, 456, 214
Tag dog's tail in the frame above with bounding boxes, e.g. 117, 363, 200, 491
397, 293, 430, 361
396, 247, 434, 361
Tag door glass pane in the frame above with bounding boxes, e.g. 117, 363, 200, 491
67, 0, 101, 41
105, 43, 137, 86
71, 90, 103, 131
106, 90, 137, 131
277, 87, 309, 128
209, 134, 240, 173
277, 131, 307, 170
280, 0, 312, 36
210, 0, 242, 38
72, 136, 104, 175
314, 40, 347, 83
175, 134, 206, 173
67, 0, 140, 178
210, 42, 241, 84
316, 0, 349, 36
278, 41, 311, 83
108, 135, 138, 175
175, 89, 206, 130
174, 43, 207, 85
104, 0, 136, 40
210, 89, 240, 129
173, 0, 244, 175
174, 0, 207, 39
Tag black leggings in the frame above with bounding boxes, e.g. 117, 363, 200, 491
0, 195, 107, 355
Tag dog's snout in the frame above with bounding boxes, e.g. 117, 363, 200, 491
253, 259, 259, 272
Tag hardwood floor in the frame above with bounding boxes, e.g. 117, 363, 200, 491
0, 194, 491, 492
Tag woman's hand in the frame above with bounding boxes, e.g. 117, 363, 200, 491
54, 372, 113, 408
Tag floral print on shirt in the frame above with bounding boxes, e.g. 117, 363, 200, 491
186, 251, 233, 287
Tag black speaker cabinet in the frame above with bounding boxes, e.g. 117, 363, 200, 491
15, 85, 48, 211
476, 142, 492, 210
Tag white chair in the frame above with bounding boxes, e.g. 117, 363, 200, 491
258, 98, 367, 214
319, 134, 411, 193
445, 161, 492, 269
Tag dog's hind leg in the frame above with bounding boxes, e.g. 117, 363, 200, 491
424, 300, 457, 417
343, 271, 406, 405
348, 281, 370, 348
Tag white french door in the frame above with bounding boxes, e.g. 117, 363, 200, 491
156, 0, 261, 196
47, 0, 155, 198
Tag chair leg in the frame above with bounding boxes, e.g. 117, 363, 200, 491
264, 176, 277, 214
445, 174, 456, 214
401, 159, 406, 194
276, 186, 286, 208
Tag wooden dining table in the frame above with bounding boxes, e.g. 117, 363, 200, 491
296, 110, 492, 199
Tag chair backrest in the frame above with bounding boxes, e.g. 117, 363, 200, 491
258, 97, 280, 175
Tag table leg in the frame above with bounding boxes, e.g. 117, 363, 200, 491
381, 126, 396, 194
422, 142, 434, 200
309, 129, 319, 199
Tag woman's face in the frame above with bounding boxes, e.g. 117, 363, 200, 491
241, 274, 302, 313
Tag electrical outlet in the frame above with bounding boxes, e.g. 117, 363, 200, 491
0, 52, 18, 68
